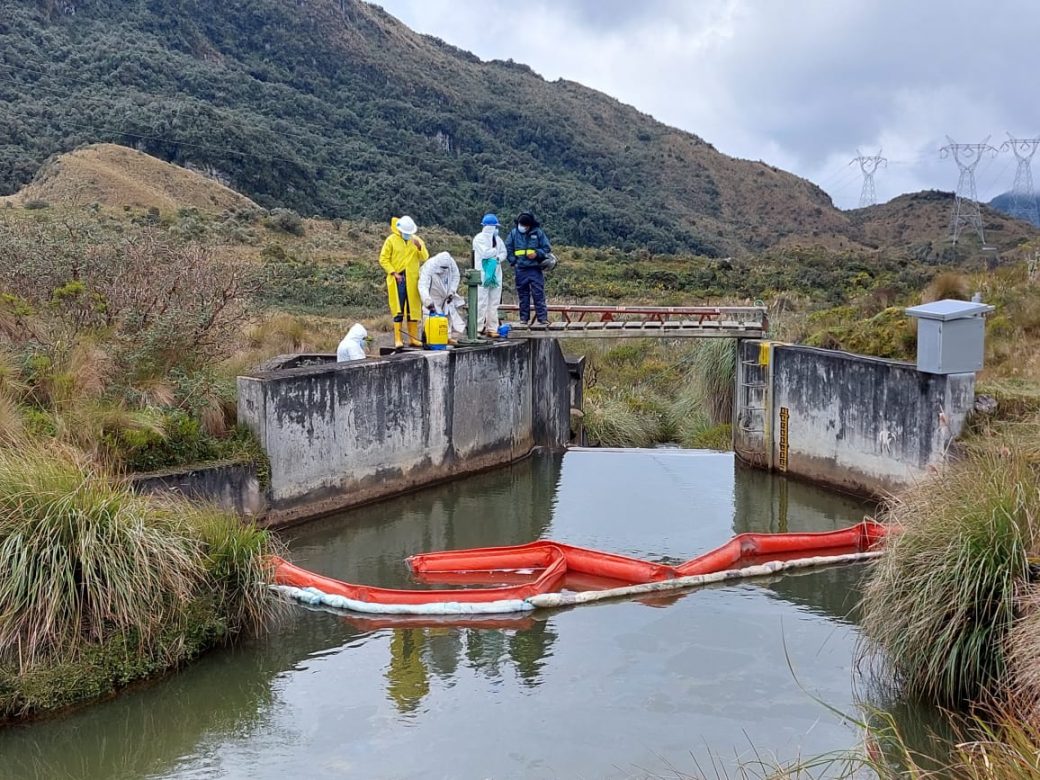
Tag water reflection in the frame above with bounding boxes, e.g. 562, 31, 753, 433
387, 630, 429, 714
374, 618, 558, 715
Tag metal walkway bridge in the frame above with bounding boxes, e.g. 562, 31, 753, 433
499, 305, 768, 339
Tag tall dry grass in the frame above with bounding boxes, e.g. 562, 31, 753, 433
581, 389, 660, 448
0, 443, 274, 670
861, 451, 1040, 705
575, 339, 737, 450
923, 271, 971, 303
689, 339, 736, 425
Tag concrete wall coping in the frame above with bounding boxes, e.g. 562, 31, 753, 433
127, 458, 254, 482
241, 342, 520, 382
774, 343, 916, 371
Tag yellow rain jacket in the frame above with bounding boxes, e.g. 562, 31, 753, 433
379, 218, 429, 320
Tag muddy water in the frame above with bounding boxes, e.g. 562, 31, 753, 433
0, 450, 891, 780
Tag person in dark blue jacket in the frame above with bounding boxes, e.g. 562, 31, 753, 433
506, 212, 551, 324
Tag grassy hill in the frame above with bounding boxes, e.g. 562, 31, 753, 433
849, 190, 1038, 259
5, 0, 1032, 259
0, 143, 257, 212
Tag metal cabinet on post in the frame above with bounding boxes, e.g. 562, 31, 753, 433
904, 299, 994, 375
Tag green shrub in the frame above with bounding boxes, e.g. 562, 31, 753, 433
23, 200, 49, 210
264, 208, 305, 236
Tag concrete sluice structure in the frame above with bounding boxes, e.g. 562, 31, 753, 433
271, 521, 886, 615
237, 340, 574, 526
240, 302, 991, 618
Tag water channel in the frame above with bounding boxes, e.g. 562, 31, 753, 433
1, 449, 899, 779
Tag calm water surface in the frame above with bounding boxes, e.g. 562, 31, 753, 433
1, 450, 888, 780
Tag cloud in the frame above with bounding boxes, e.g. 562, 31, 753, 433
374, 0, 1040, 209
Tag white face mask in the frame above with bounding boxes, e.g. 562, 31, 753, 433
518, 225, 528, 234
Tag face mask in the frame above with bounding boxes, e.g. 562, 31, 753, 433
518, 225, 528, 234
401, 233, 412, 241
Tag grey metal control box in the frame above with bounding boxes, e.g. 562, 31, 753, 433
904, 299, 994, 375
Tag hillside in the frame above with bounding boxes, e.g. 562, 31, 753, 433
849, 190, 1038, 258
1, 1, 1035, 258
0, 144, 257, 212
989, 191, 1040, 227
0, 0, 863, 255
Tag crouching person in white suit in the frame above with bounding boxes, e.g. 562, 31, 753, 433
418, 251, 465, 339
336, 323, 368, 362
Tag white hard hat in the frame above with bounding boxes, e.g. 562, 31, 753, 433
397, 216, 417, 234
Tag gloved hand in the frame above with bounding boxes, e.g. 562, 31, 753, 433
427, 304, 436, 313
445, 295, 454, 305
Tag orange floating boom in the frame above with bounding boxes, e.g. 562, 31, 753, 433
272, 521, 886, 615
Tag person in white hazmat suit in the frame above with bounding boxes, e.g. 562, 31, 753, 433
472, 213, 507, 337
418, 251, 465, 338
336, 323, 368, 362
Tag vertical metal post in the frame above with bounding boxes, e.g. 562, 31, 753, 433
458, 269, 485, 346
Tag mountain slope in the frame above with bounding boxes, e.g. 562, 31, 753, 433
850, 191, 1038, 257
0, 143, 257, 211
989, 192, 1040, 227
0, 1, 1034, 257
0, 0, 849, 254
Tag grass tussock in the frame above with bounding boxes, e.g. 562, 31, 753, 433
575, 340, 736, 451
582, 390, 660, 448
0, 443, 274, 681
861, 451, 1040, 705
689, 339, 735, 425
924, 271, 971, 303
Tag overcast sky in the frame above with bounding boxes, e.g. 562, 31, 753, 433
376, 0, 1039, 210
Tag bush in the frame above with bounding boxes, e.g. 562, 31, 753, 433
22, 200, 49, 210
0, 445, 203, 663
689, 339, 735, 425
264, 208, 305, 237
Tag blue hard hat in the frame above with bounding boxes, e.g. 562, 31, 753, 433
481, 213, 499, 226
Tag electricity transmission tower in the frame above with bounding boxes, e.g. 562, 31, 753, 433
940, 136, 998, 247
1000, 133, 1040, 226
849, 149, 887, 208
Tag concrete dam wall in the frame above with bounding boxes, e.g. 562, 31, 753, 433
237, 340, 571, 525
734, 340, 976, 496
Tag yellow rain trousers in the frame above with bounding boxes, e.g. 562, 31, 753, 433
379, 218, 429, 322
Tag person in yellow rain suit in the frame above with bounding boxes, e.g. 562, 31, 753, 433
379, 215, 430, 348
